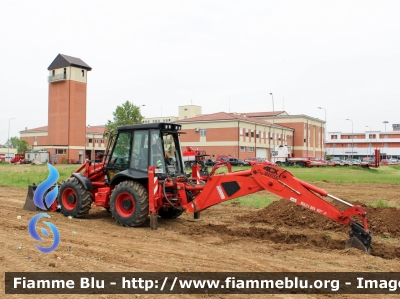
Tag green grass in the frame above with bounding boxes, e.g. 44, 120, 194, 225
2, 163, 400, 209
228, 193, 276, 208
0, 163, 80, 188
278, 164, 400, 184
367, 199, 392, 208
192, 164, 400, 184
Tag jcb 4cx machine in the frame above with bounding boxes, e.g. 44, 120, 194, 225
25, 123, 372, 253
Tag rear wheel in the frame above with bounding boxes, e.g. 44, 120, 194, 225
59, 177, 92, 217
110, 181, 149, 227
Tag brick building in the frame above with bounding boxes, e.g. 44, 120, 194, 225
175, 111, 325, 160
326, 128, 400, 159
19, 54, 326, 163
20, 54, 105, 163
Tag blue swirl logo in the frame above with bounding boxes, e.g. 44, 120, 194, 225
28, 163, 61, 253
28, 213, 60, 253
33, 163, 59, 209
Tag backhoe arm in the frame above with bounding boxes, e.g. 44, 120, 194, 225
183, 164, 372, 252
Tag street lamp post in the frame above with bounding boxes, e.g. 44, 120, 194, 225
269, 93, 275, 163
366, 126, 372, 157
7, 118, 15, 163
318, 107, 326, 160
383, 121, 388, 131
346, 119, 353, 160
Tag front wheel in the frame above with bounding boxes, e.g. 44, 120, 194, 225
110, 181, 149, 227
59, 177, 92, 217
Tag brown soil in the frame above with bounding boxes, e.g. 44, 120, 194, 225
1, 183, 400, 299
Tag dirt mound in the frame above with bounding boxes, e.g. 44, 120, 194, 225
239, 199, 400, 238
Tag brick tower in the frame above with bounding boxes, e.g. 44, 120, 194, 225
47, 54, 91, 162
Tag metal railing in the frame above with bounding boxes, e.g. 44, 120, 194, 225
47, 73, 66, 82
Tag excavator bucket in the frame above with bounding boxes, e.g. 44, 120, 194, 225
345, 237, 370, 253
345, 222, 372, 253
23, 185, 40, 211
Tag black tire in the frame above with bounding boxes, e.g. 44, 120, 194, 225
276, 161, 282, 166
110, 181, 149, 227
297, 161, 306, 168
158, 208, 184, 219
59, 177, 92, 217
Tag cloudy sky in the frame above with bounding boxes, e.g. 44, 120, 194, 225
0, 0, 399, 143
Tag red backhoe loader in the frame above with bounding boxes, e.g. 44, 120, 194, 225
25, 123, 372, 253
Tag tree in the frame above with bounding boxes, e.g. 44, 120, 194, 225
16, 139, 31, 154
105, 101, 144, 133
3, 136, 31, 153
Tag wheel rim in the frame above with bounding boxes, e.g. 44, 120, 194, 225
61, 188, 77, 210
115, 192, 135, 217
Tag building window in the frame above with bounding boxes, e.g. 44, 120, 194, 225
245, 129, 249, 137
383, 143, 388, 148
347, 144, 351, 148
88, 138, 93, 143
52, 70, 55, 76
256, 131, 259, 138
248, 146, 254, 152
200, 129, 206, 137
56, 149, 66, 154
354, 136, 358, 139
331, 135, 338, 139
34, 136, 37, 142
251, 130, 254, 138
184, 108, 188, 111
81, 70, 85, 77
240, 146, 245, 152
101, 139, 104, 144
333, 144, 336, 148
239, 128, 243, 136
384, 135, 388, 139
347, 136, 350, 139
95, 139, 98, 144
354, 144, 357, 147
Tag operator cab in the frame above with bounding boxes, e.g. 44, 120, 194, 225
105, 123, 185, 183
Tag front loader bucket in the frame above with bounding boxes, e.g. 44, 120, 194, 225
23, 185, 40, 212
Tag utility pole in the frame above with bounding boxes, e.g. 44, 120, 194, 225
7, 118, 15, 163
346, 119, 353, 160
270, 93, 275, 163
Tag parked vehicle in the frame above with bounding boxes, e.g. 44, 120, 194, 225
273, 145, 326, 167
381, 159, 393, 165
216, 154, 232, 162
244, 157, 258, 165
222, 158, 249, 166
204, 159, 217, 166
